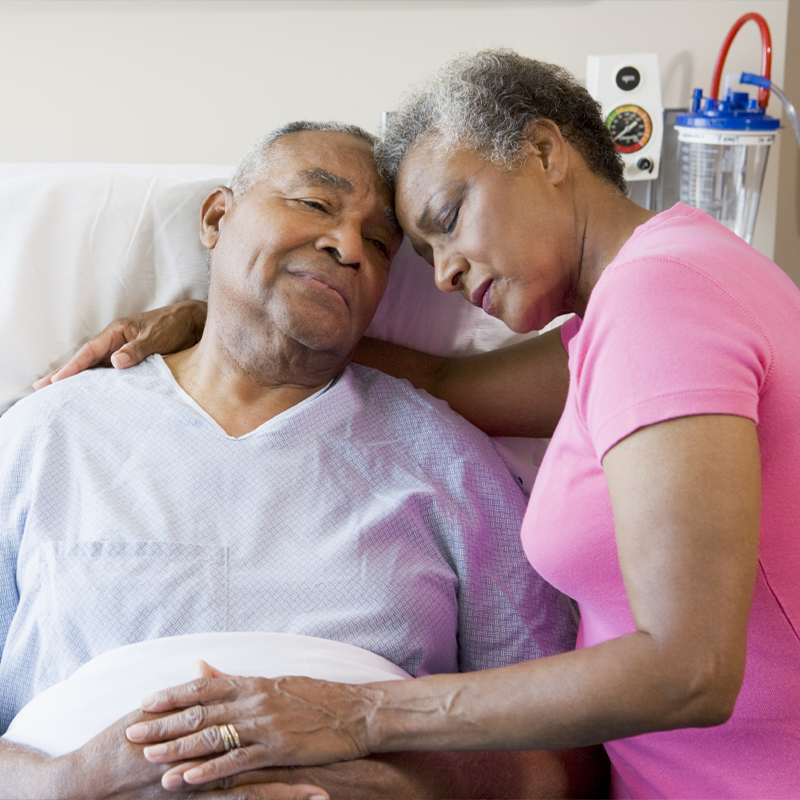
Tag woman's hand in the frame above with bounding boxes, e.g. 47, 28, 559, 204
125, 665, 374, 788
32, 300, 208, 389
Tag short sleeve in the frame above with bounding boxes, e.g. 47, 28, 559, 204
572, 258, 771, 459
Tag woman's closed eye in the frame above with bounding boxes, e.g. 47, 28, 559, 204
437, 202, 461, 235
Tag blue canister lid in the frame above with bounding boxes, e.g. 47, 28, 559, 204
676, 87, 780, 131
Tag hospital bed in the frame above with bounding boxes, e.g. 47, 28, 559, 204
0, 162, 553, 755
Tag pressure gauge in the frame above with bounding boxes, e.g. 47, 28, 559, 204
586, 54, 663, 181
606, 105, 653, 153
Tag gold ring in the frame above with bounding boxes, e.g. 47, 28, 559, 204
226, 723, 241, 749
219, 724, 233, 752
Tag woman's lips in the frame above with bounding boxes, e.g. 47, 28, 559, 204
471, 279, 493, 313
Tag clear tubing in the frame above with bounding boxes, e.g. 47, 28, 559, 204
740, 72, 800, 152
769, 82, 800, 151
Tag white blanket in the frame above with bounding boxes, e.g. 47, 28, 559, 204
3, 632, 411, 757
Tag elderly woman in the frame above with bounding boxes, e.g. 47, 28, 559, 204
39, 51, 799, 798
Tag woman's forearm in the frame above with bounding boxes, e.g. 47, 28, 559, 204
352, 329, 569, 438
364, 631, 741, 755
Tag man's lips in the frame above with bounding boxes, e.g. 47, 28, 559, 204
293, 271, 350, 308
470, 279, 492, 313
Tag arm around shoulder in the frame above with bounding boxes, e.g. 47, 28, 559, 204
353, 327, 569, 438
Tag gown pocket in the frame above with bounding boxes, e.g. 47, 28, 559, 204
33, 540, 228, 685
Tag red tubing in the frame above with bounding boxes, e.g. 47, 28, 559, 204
710, 12, 772, 108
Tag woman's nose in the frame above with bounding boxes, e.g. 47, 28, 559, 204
434, 254, 466, 293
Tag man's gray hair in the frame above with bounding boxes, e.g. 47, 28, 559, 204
230, 121, 377, 202
375, 49, 626, 194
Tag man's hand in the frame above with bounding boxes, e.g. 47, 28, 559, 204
1, 705, 329, 800
32, 300, 208, 390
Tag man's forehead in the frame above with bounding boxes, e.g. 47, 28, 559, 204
272, 129, 375, 172
263, 131, 401, 236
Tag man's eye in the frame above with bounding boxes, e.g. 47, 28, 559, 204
299, 199, 326, 211
368, 238, 390, 258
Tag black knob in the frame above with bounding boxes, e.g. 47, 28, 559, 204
616, 66, 641, 91
636, 157, 653, 173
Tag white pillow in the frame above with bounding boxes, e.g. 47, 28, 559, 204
0, 166, 231, 413
0, 165, 553, 488
2, 632, 411, 757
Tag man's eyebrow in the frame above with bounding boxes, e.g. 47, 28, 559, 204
290, 168, 401, 239
293, 168, 355, 192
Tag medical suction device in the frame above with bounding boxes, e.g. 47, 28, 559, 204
675, 12, 800, 245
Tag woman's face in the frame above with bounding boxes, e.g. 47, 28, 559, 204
395, 136, 582, 333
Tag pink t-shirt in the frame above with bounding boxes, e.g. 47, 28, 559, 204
522, 204, 800, 798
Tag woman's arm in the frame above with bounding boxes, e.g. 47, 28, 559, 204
36, 301, 569, 437
364, 413, 760, 753
126, 413, 760, 769
32, 300, 208, 389
353, 328, 569, 438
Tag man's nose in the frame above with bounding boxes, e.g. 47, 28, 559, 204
315, 220, 363, 268
434, 253, 466, 294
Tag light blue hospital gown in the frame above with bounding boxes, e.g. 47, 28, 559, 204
0, 356, 576, 733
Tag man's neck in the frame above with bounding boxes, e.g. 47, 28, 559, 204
164, 334, 342, 438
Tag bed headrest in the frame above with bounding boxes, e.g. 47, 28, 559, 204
0, 164, 534, 415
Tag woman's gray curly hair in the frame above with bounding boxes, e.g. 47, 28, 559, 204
375, 49, 626, 194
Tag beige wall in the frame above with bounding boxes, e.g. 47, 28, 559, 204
774, 0, 800, 280
0, 0, 792, 262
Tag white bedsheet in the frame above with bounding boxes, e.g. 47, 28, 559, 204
3, 632, 411, 757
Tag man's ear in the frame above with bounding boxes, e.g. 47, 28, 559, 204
200, 186, 234, 249
521, 119, 569, 185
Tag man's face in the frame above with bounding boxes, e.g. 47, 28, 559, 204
203, 130, 402, 368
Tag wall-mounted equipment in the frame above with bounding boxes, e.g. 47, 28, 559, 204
587, 53, 664, 184
675, 13, 785, 245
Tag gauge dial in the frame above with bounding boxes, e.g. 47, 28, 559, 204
605, 105, 653, 153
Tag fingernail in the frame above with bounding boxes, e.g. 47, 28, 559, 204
112, 352, 132, 368
310, 795, 328, 800
144, 744, 167, 758
126, 723, 147, 740
184, 768, 203, 783
162, 773, 184, 790
32, 379, 45, 390
140, 694, 155, 708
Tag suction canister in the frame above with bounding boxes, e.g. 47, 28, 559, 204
675, 89, 779, 245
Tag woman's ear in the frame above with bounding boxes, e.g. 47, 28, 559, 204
200, 186, 234, 250
521, 120, 569, 185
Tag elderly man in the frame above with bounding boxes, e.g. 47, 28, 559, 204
0, 123, 594, 798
